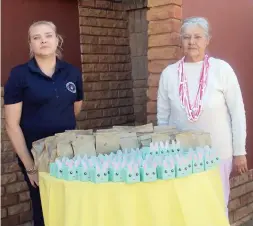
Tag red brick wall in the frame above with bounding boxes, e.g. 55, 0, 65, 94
127, 1, 148, 125
77, 0, 135, 129
1, 88, 33, 226
146, 0, 182, 123
229, 170, 253, 225
146, 0, 253, 225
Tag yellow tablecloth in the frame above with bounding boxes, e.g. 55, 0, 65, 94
39, 168, 229, 226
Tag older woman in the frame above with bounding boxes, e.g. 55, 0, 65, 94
157, 17, 248, 215
4, 21, 83, 226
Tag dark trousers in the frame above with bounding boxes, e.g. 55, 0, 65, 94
22, 168, 45, 226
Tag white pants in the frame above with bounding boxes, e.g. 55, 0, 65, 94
219, 158, 233, 217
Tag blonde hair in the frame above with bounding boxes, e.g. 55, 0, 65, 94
28, 21, 64, 59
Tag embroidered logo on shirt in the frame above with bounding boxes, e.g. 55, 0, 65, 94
66, 82, 76, 93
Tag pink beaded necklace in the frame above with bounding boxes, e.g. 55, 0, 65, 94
178, 54, 210, 122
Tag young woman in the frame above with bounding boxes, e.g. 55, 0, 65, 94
157, 17, 248, 216
4, 21, 84, 226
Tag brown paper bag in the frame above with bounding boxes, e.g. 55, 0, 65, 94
175, 132, 195, 150
48, 136, 68, 162
95, 128, 117, 133
56, 141, 74, 158
37, 151, 50, 172
42, 136, 57, 163
151, 132, 171, 143
112, 126, 135, 132
49, 132, 77, 161
133, 123, 154, 133
175, 131, 211, 150
66, 129, 93, 135
137, 133, 152, 147
202, 133, 212, 146
119, 132, 139, 150
31, 138, 46, 163
31, 138, 47, 172
154, 125, 177, 133
191, 132, 212, 147
95, 132, 120, 154
54, 132, 66, 137
72, 135, 96, 156
55, 132, 77, 141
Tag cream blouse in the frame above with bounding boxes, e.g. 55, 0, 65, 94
157, 57, 246, 160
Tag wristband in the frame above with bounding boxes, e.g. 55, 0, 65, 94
26, 165, 38, 175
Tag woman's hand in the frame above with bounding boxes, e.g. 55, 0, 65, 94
233, 155, 248, 174
74, 100, 83, 117
26, 163, 39, 188
27, 172, 39, 188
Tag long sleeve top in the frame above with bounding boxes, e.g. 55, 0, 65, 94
157, 57, 247, 160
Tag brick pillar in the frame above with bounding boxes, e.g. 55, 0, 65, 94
128, 1, 148, 125
229, 172, 253, 225
77, 0, 135, 129
1, 88, 33, 226
146, 0, 182, 124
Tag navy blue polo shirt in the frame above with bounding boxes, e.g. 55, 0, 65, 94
4, 57, 84, 150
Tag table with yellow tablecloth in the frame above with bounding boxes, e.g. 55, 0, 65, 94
39, 167, 230, 226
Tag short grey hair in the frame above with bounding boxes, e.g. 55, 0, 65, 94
180, 17, 211, 38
